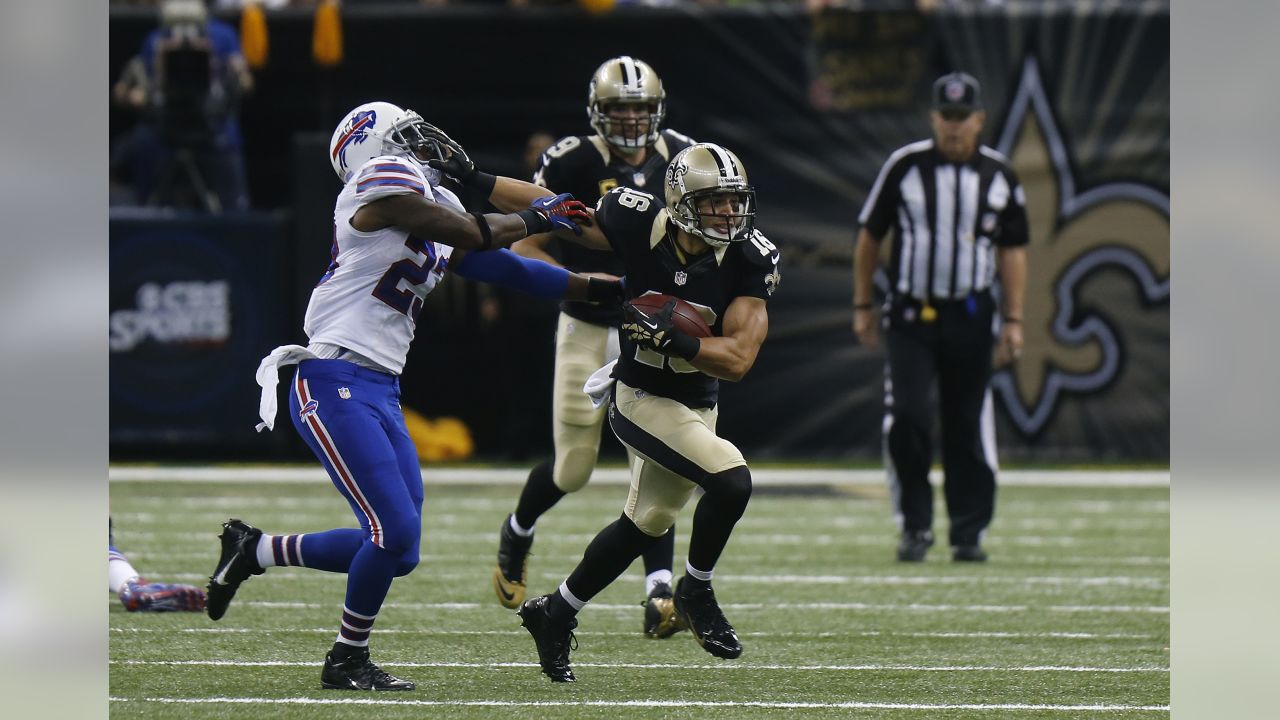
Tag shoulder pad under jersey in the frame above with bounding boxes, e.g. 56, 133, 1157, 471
351, 156, 429, 203
739, 228, 782, 269
596, 184, 664, 244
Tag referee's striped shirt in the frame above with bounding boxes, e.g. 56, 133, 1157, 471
858, 139, 1029, 302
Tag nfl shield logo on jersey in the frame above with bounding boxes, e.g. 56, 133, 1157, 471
338, 387, 352, 399
982, 212, 998, 233
674, 271, 687, 286
633, 172, 646, 187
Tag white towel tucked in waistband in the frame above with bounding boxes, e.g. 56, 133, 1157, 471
583, 359, 617, 410
255, 344, 319, 432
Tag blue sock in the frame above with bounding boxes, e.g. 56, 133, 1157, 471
344, 539, 401, 618
299, 528, 366, 572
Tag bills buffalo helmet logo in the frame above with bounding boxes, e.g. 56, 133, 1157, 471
331, 109, 377, 174
299, 399, 320, 417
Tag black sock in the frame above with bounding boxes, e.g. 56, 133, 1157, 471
547, 590, 577, 623
681, 574, 711, 591
641, 522, 675, 576
514, 459, 564, 530
564, 515, 660, 603
687, 466, 752, 572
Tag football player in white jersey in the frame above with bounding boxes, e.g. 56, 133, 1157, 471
202, 102, 619, 692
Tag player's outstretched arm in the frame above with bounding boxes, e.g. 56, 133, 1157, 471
352, 193, 590, 252
494, 176, 612, 252
450, 248, 623, 303
511, 233, 561, 267
686, 296, 769, 382
431, 150, 614, 252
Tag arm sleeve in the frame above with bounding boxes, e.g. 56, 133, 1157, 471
593, 187, 661, 256
857, 155, 903, 239
996, 167, 1030, 247
451, 248, 570, 299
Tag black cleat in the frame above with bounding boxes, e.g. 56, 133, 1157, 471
493, 515, 533, 609
321, 647, 415, 691
952, 544, 989, 562
896, 529, 935, 562
642, 581, 687, 639
206, 518, 264, 621
517, 595, 578, 682
673, 577, 742, 659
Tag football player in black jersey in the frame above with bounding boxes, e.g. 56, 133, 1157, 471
502, 142, 782, 682
492, 56, 696, 639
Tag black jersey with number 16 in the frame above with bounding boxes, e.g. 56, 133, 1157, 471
596, 185, 781, 409
534, 129, 696, 327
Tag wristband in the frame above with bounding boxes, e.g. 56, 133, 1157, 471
470, 212, 493, 251
467, 170, 497, 197
515, 208, 552, 236
585, 277, 623, 304
666, 332, 701, 362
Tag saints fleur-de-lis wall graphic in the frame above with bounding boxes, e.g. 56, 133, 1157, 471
990, 57, 1169, 436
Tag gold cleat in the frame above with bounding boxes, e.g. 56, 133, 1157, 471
493, 564, 527, 610
643, 582, 688, 638
494, 515, 532, 609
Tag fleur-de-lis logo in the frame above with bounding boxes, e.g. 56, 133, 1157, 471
990, 57, 1169, 435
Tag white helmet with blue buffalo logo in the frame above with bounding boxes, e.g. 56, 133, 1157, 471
329, 101, 453, 183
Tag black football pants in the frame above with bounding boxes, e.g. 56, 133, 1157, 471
884, 293, 997, 547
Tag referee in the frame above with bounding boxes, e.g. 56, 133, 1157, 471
852, 72, 1028, 563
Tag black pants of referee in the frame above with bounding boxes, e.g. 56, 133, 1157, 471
884, 291, 996, 548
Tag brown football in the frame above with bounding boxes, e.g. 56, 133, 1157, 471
627, 293, 713, 338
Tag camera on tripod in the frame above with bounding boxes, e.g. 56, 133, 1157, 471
154, 23, 216, 151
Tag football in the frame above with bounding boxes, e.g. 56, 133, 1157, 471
627, 293, 713, 338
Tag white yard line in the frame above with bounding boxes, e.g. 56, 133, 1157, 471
126, 599, 1165, 613
148, 570, 1166, 588
109, 466, 1169, 487
108, 696, 1170, 712
110, 627, 1160, 640
112, 660, 1168, 673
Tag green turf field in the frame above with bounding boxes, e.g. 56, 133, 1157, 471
108, 473, 1168, 718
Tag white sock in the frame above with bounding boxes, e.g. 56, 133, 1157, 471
685, 560, 713, 582
108, 548, 141, 594
645, 569, 674, 596
509, 515, 535, 538
558, 581, 586, 611
256, 534, 277, 568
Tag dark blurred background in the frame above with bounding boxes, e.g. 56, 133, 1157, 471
108, 0, 1168, 464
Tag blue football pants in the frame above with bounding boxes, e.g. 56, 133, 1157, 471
287, 359, 423, 618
